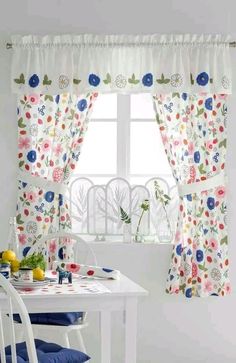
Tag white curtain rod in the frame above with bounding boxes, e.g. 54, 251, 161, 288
5, 41, 236, 49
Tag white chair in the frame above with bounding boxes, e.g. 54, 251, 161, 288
16, 232, 97, 353
0, 273, 90, 363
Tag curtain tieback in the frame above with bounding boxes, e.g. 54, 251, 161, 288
178, 172, 226, 197
17, 170, 68, 195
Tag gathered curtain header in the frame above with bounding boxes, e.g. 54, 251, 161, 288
11, 34, 232, 94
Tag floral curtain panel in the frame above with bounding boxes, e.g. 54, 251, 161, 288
153, 93, 229, 297
16, 92, 97, 260
10, 33, 232, 297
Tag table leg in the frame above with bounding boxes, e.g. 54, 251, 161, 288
100, 310, 111, 363
125, 297, 138, 363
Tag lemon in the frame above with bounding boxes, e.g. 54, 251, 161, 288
33, 267, 45, 281
10, 259, 20, 273
2, 250, 16, 262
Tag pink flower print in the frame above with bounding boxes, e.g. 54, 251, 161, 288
192, 262, 198, 278
27, 94, 40, 105
26, 192, 37, 203
189, 166, 196, 182
215, 186, 226, 199
209, 238, 218, 250
206, 141, 213, 151
175, 230, 181, 242
188, 142, 194, 155
161, 134, 168, 145
54, 144, 63, 156
52, 167, 64, 182
49, 240, 57, 253
18, 137, 31, 150
204, 280, 213, 293
18, 234, 27, 245
42, 139, 51, 153
224, 282, 231, 294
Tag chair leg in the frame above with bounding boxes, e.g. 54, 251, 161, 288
61, 332, 70, 348
75, 330, 87, 354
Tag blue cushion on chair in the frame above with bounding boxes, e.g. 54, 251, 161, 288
14, 312, 84, 326
5, 339, 90, 362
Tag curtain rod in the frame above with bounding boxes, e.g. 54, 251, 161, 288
5, 41, 236, 49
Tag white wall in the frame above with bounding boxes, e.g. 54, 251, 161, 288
0, 1, 236, 362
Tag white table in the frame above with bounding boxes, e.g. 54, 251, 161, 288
9, 274, 148, 363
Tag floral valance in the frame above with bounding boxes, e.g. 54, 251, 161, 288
10, 34, 232, 94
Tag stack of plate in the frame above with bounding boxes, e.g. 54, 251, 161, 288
11, 279, 48, 291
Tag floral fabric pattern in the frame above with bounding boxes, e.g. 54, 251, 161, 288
153, 93, 230, 297
16, 92, 97, 263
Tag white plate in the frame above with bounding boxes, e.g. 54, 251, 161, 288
11, 280, 48, 290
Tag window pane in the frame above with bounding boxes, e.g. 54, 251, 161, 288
92, 94, 117, 119
130, 122, 172, 175
76, 122, 117, 174
131, 93, 155, 119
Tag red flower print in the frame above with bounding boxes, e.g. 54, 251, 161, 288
192, 262, 198, 278
18, 234, 27, 245
215, 186, 226, 199
52, 167, 64, 182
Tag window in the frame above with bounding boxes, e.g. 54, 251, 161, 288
70, 94, 178, 242
74, 93, 173, 184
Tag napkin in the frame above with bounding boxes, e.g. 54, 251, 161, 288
52, 261, 120, 280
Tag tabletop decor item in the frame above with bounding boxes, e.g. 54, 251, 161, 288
56, 265, 72, 284
18, 267, 33, 282
0, 260, 11, 279
134, 199, 150, 242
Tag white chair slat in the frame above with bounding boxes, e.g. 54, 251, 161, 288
8, 296, 17, 363
0, 309, 6, 363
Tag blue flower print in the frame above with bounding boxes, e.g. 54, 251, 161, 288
142, 73, 153, 87
23, 246, 31, 257
77, 99, 87, 112
196, 72, 209, 86
186, 194, 192, 201
196, 250, 204, 262
45, 191, 55, 203
58, 247, 64, 260
182, 93, 187, 101
205, 97, 213, 111
59, 194, 63, 207
207, 197, 215, 210
185, 288, 192, 298
62, 153, 67, 162
27, 150, 37, 163
55, 95, 60, 104
88, 74, 100, 86
29, 74, 40, 88
176, 244, 182, 256
194, 151, 201, 163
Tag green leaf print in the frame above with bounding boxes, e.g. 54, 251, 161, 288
44, 95, 54, 102
156, 73, 170, 84
73, 78, 81, 85
190, 73, 194, 85
198, 163, 206, 174
103, 73, 111, 85
16, 213, 24, 225
18, 117, 26, 128
198, 264, 208, 272
18, 160, 25, 168
219, 139, 227, 148
196, 108, 204, 117
220, 236, 228, 245
43, 75, 52, 86
14, 73, 25, 85
128, 73, 140, 85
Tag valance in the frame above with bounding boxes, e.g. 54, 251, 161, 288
10, 34, 232, 95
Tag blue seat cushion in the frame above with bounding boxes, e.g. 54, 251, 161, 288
4, 339, 90, 362
14, 312, 83, 326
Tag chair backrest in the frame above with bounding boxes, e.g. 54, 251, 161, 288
26, 232, 98, 269
0, 273, 38, 363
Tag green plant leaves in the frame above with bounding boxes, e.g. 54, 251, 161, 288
128, 73, 140, 85
120, 206, 131, 224
14, 73, 25, 85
